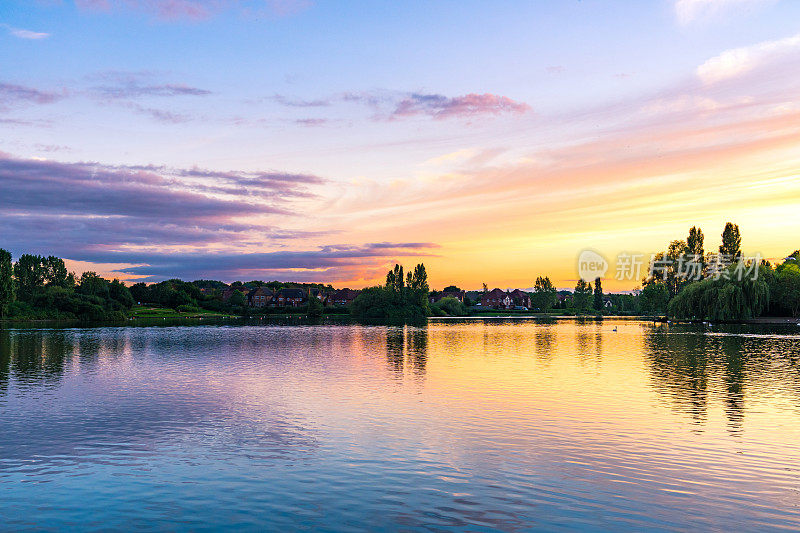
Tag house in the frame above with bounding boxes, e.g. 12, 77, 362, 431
309, 288, 329, 305
329, 288, 359, 306
481, 288, 514, 309
272, 288, 307, 307
247, 287, 273, 307
509, 289, 531, 309
603, 297, 614, 309
430, 289, 466, 304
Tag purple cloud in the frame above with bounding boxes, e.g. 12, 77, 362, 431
0, 82, 65, 110
0, 153, 327, 256
270, 90, 531, 122
391, 93, 531, 120
79, 243, 441, 281
271, 94, 331, 107
0, 153, 436, 282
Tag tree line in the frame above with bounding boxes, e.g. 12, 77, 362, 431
0, 252, 135, 321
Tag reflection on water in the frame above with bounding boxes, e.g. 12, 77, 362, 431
1, 320, 800, 530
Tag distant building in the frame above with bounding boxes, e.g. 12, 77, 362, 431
309, 288, 329, 305
247, 287, 273, 307
481, 288, 514, 309
329, 288, 359, 306
509, 289, 531, 309
272, 288, 307, 307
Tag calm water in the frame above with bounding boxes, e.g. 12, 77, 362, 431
2, 319, 800, 531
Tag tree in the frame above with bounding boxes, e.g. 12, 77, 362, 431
109, 279, 135, 308
43, 256, 70, 287
668, 266, 769, 321
719, 222, 742, 261
406, 263, 429, 292
77, 272, 110, 299
228, 290, 247, 307
13, 254, 46, 301
593, 277, 603, 310
573, 280, 592, 312
0, 249, 13, 318
775, 263, 800, 317
306, 292, 324, 318
386, 264, 404, 292
482, 283, 488, 294
531, 276, 557, 312
640, 282, 669, 316
433, 296, 467, 316
687, 226, 704, 263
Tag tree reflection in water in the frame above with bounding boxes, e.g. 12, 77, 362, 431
385, 324, 428, 379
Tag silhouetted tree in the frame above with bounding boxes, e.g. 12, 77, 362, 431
0, 249, 13, 318
531, 276, 557, 312
593, 277, 603, 310
719, 222, 742, 261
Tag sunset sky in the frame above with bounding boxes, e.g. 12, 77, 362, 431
3, 0, 800, 290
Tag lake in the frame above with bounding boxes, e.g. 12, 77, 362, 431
1, 318, 799, 531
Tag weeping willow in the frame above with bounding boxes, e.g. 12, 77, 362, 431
667, 266, 769, 321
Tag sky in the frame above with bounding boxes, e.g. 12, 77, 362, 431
2, 0, 800, 290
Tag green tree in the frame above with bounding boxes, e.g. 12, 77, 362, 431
687, 226, 704, 263
109, 279, 135, 308
77, 272, 110, 299
307, 292, 324, 317
433, 296, 467, 316
573, 280, 592, 312
43, 256, 70, 287
406, 263, 429, 291
531, 276, 557, 312
593, 277, 603, 310
639, 282, 669, 316
13, 254, 46, 301
775, 263, 800, 317
668, 266, 769, 321
0, 249, 14, 318
228, 290, 247, 308
386, 264, 404, 292
719, 222, 742, 261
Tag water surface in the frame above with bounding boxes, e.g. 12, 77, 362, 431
1, 319, 799, 531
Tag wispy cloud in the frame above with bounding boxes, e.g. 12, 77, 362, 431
90, 70, 211, 98
0, 152, 421, 281
271, 94, 331, 107
674, 0, 773, 25
0, 82, 65, 110
271, 90, 531, 122
697, 32, 800, 84
1, 23, 50, 40
391, 93, 531, 120
73, 0, 312, 21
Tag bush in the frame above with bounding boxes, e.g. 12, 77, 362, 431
433, 297, 467, 316
176, 304, 200, 313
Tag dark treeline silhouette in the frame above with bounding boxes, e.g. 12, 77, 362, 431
641, 223, 800, 320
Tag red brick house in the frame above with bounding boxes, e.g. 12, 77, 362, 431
509, 289, 531, 309
480, 288, 514, 309
247, 287, 273, 307
272, 288, 307, 307
329, 288, 359, 306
